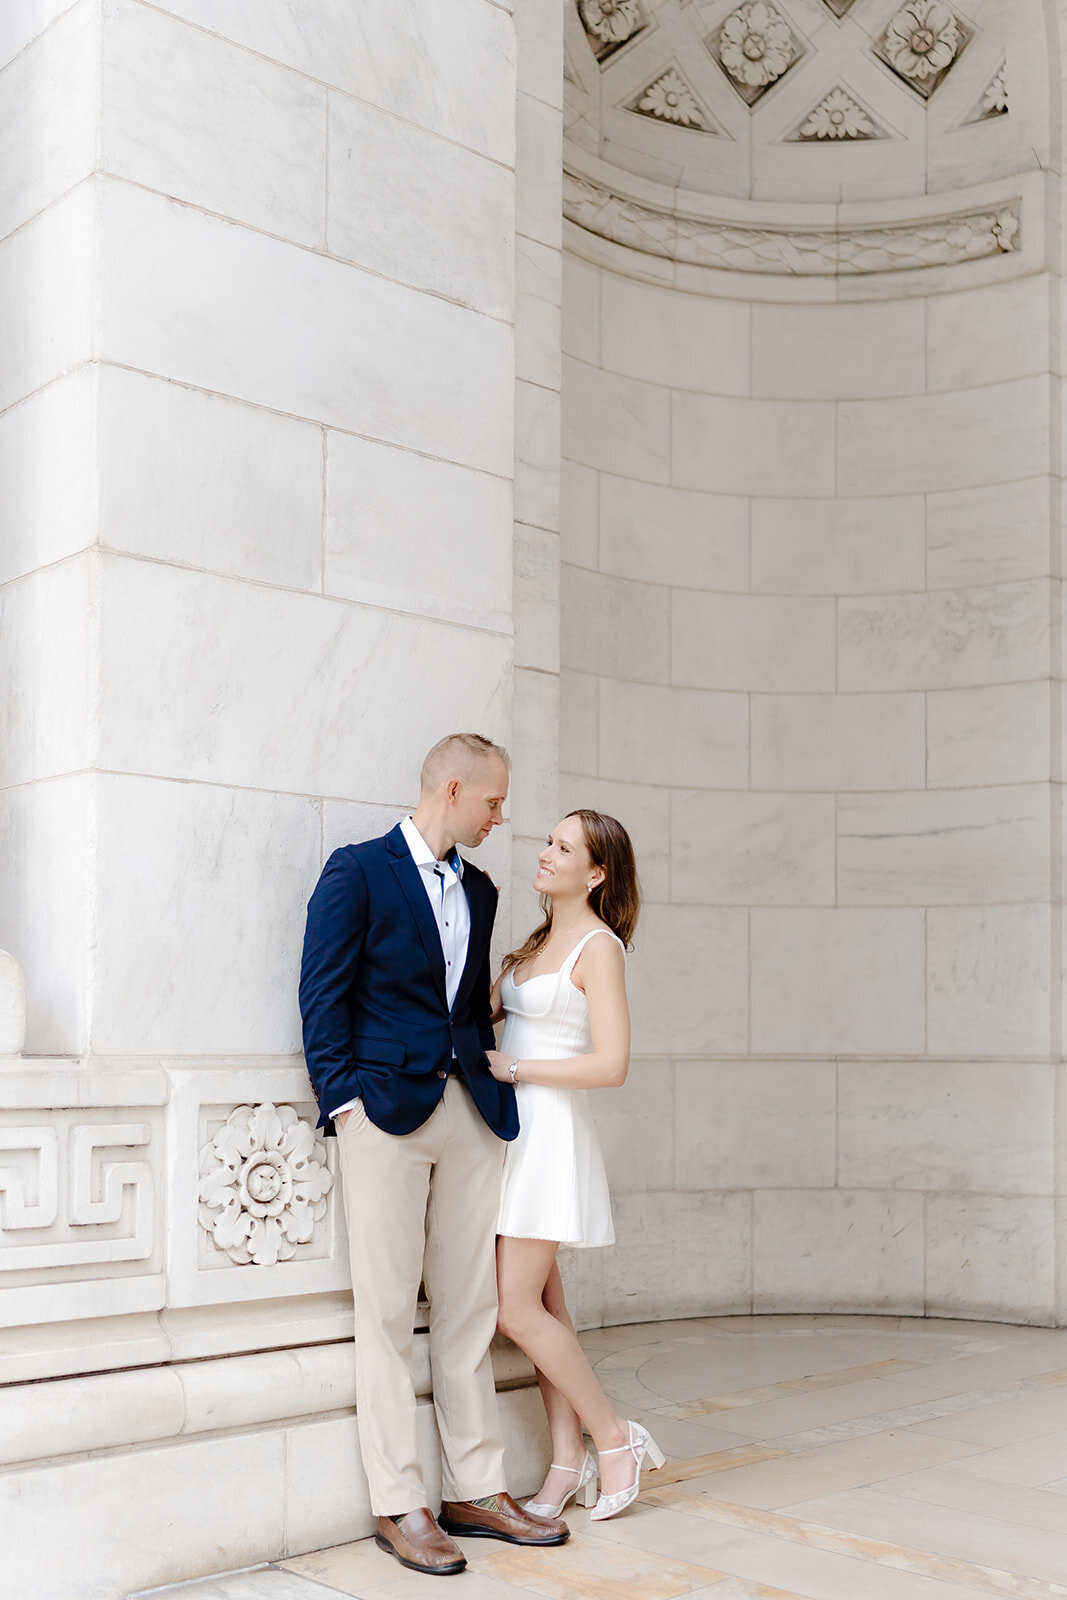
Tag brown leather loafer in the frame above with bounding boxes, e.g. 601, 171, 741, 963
374, 1509, 467, 1575
438, 1491, 569, 1546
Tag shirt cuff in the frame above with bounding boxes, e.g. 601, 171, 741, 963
330, 1097, 360, 1119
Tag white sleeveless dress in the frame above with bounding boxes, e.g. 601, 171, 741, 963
496, 928, 619, 1249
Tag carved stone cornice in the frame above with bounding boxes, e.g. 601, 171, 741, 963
563, 164, 1024, 279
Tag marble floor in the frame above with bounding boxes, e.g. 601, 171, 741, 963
147, 1315, 1067, 1600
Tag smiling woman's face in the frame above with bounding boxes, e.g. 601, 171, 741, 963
534, 814, 604, 902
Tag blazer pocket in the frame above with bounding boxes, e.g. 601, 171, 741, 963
350, 1034, 406, 1067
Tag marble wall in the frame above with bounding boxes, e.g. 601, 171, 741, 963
0, 3, 562, 1596
558, 238, 1064, 1330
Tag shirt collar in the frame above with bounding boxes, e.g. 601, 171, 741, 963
400, 815, 464, 879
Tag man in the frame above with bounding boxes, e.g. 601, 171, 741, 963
299, 733, 568, 1577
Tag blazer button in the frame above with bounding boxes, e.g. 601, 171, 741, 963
437, 1068, 447, 1079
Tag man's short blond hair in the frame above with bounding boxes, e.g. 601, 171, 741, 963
420, 732, 510, 791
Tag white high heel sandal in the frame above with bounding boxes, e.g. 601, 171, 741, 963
590, 1421, 665, 1521
525, 1449, 599, 1518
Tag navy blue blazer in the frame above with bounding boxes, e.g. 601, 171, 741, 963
299, 823, 519, 1140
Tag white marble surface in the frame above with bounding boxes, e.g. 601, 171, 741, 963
837, 785, 1049, 907
145, 0, 518, 164
562, 564, 669, 682
605, 1191, 753, 1321
561, 356, 670, 482
0, 178, 94, 412
601, 273, 750, 396
597, 678, 748, 789
325, 431, 511, 631
327, 89, 514, 316
101, 0, 326, 247
925, 1196, 1057, 1322
676, 1061, 836, 1192
673, 592, 835, 694
0, 0, 95, 244
671, 392, 836, 498
751, 909, 925, 1056
97, 179, 514, 476
838, 580, 1048, 692
598, 475, 748, 592
751, 693, 926, 792
99, 367, 324, 589
0, 949, 26, 1055
926, 275, 1051, 392
516, 90, 563, 252
926, 477, 1050, 588
0, 554, 91, 786
838, 1062, 1056, 1195
628, 903, 748, 1056
926, 681, 1050, 788
926, 905, 1053, 1056
589, 1060, 674, 1196
516, 235, 563, 392
514, 376, 562, 534
0, 368, 95, 585
671, 790, 835, 906
751, 300, 925, 401
750, 495, 925, 596
754, 1191, 925, 1316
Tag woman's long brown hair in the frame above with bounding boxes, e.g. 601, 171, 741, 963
501, 810, 641, 975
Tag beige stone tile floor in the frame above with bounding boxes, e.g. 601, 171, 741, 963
151, 1315, 1067, 1600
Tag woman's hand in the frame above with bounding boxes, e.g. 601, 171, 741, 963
483, 1049, 514, 1083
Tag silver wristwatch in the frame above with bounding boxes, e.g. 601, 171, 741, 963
508, 1058, 520, 1084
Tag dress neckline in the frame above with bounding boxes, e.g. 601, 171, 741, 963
509, 926, 616, 989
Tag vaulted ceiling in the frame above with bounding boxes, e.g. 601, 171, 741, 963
563, 0, 1047, 204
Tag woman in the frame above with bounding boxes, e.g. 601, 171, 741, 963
484, 809, 663, 1522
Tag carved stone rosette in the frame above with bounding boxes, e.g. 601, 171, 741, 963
198, 1102, 332, 1267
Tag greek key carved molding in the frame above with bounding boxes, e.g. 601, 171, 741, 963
0, 1122, 154, 1271
563, 168, 1021, 276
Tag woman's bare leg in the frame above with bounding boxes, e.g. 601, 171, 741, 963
497, 1236, 635, 1498
529, 1259, 585, 1504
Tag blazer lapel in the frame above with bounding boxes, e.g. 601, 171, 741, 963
453, 868, 488, 1014
386, 826, 448, 1006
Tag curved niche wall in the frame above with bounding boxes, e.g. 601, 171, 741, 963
559, 0, 1065, 1328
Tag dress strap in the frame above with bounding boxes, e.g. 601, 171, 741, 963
561, 927, 623, 978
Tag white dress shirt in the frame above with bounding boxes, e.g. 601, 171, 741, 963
331, 817, 470, 1118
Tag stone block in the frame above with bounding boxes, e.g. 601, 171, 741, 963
752, 300, 924, 400
562, 254, 600, 364
517, 90, 562, 250
598, 679, 748, 790
601, 275, 750, 396
603, 1191, 752, 1323
838, 580, 1048, 691
750, 495, 924, 596
672, 392, 836, 498
515, 525, 561, 673
927, 905, 1052, 1057
754, 1191, 924, 1315
673, 592, 835, 693
559, 669, 598, 776
676, 1061, 836, 1191
0, 180, 94, 412
838, 376, 1049, 495
838, 1062, 1055, 1195
0, 0, 95, 245
925, 1196, 1057, 1324
516, 235, 562, 391
560, 459, 598, 569
514, 377, 561, 534
515, 0, 562, 107
562, 565, 670, 682
751, 693, 925, 791
510, 668, 559, 840
838, 786, 1049, 906
0, 777, 92, 1055
926, 477, 1050, 588
926, 681, 1050, 788
328, 89, 513, 315
599, 475, 748, 592
0, 554, 92, 787
562, 356, 670, 482
589, 1060, 674, 1195
0, 0, 78, 70
100, 366, 324, 590
751, 909, 925, 1055
325, 431, 511, 631
89, 775, 321, 1055
102, 0, 327, 248
0, 951, 26, 1055
148, 0, 518, 164
927, 275, 1050, 392
97, 180, 514, 476
628, 904, 748, 1055
93, 556, 510, 799
671, 790, 835, 906
0, 367, 96, 585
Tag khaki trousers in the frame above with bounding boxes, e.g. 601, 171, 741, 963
337, 1079, 507, 1515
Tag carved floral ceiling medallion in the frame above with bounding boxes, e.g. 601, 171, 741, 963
627, 64, 723, 133
711, 1, 803, 106
794, 86, 884, 142
578, 0, 647, 62
877, 0, 971, 98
